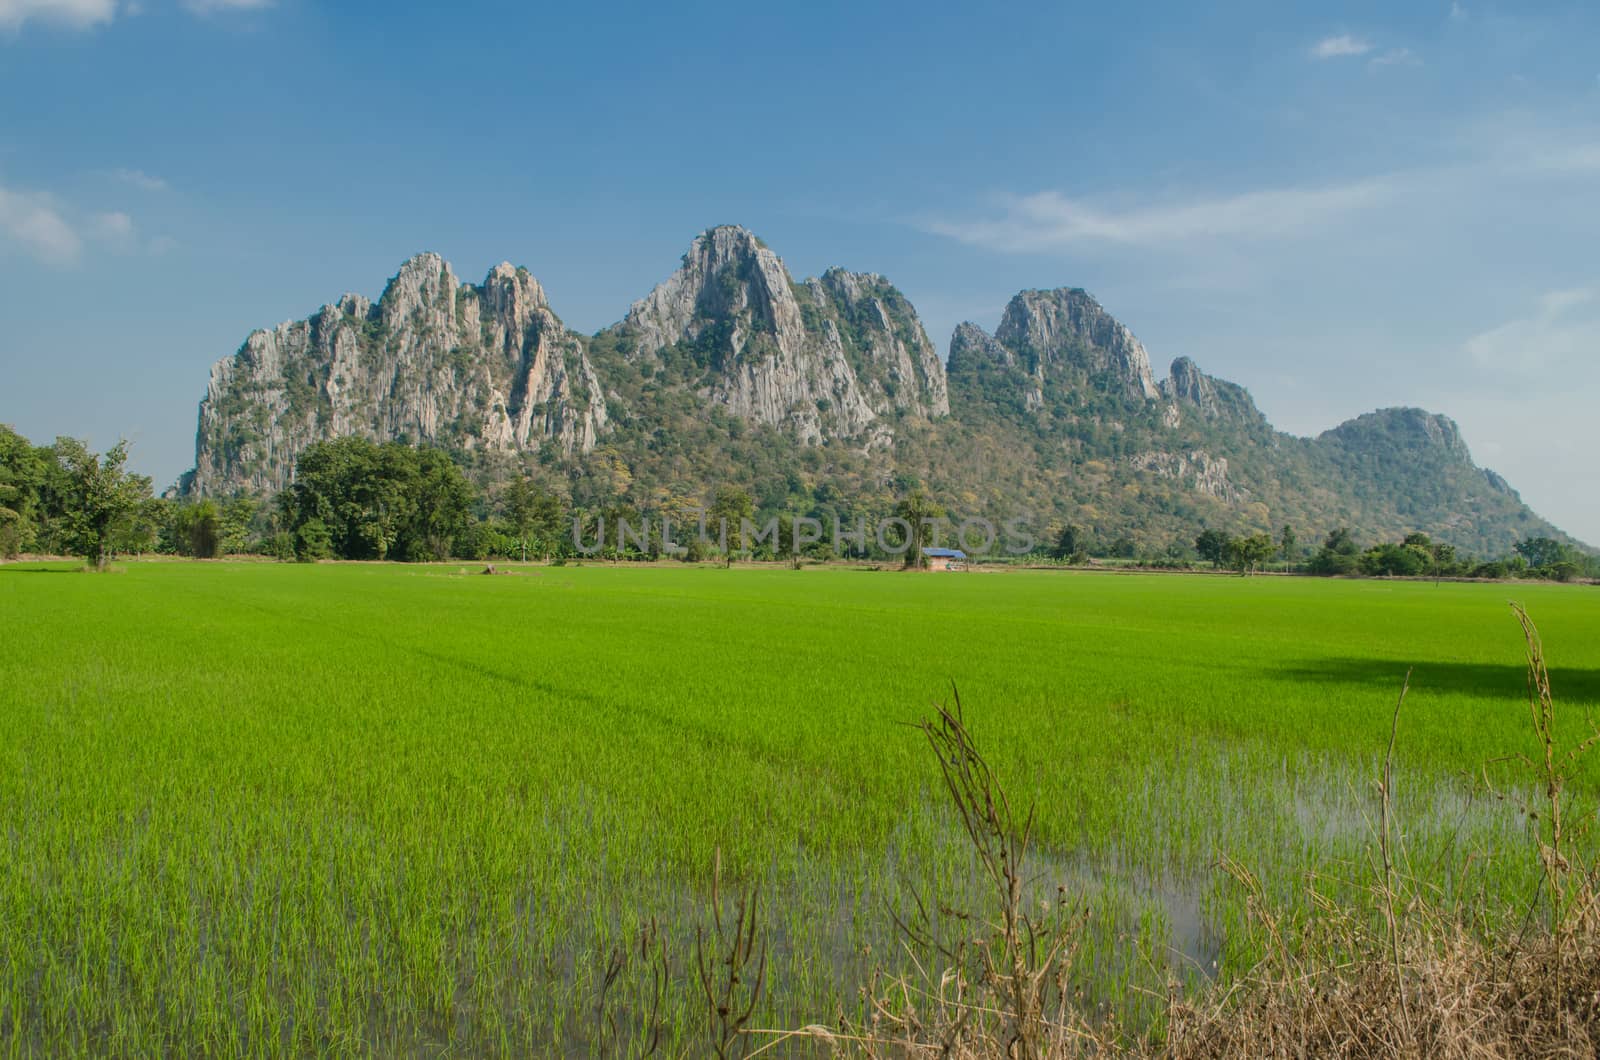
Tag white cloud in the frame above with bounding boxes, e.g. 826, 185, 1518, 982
1450, 1, 1466, 19
111, 167, 167, 192
1464, 285, 1600, 378
0, 182, 157, 265
924, 116, 1600, 259
1310, 34, 1373, 59
181, 0, 271, 11
1369, 48, 1420, 68
0, 0, 116, 31
88, 209, 135, 245
0, 185, 81, 264
922, 178, 1396, 253
0, 0, 268, 30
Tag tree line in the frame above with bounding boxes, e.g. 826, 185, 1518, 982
1046, 518, 1594, 581
0, 431, 960, 568
2, 425, 1594, 581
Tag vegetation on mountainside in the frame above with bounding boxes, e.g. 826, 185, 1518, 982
3, 424, 1592, 580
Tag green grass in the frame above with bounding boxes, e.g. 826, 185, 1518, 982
1, 562, 1596, 1055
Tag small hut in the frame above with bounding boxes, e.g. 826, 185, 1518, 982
921, 547, 968, 571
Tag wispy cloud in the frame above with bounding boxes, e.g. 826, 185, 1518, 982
181, 0, 271, 12
111, 167, 167, 192
88, 209, 135, 243
1310, 34, 1373, 60
0, 182, 154, 265
0, 184, 81, 264
0, 0, 116, 31
1465, 286, 1600, 378
922, 115, 1600, 258
922, 178, 1396, 253
1369, 47, 1420, 68
1, 0, 267, 31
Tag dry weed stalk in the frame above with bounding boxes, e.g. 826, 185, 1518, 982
594, 915, 668, 1056
1163, 603, 1600, 1058
820, 606, 1600, 1058
697, 848, 769, 1060
831, 686, 1096, 1059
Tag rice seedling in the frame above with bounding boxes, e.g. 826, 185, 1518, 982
0, 561, 1594, 1054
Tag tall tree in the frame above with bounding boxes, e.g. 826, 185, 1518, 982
55, 438, 152, 571
279, 438, 474, 562
708, 486, 754, 567
1227, 533, 1277, 575
894, 489, 946, 569
1515, 537, 1574, 570
506, 477, 567, 561
1195, 529, 1231, 569
0, 425, 44, 558
1051, 523, 1088, 562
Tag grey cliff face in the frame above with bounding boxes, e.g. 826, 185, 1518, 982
1317, 407, 1471, 459
1129, 449, 1241, 502
613, 225, 946, 446
949, 322, 1015, 370
178, 231, 1568, 558
188, 253, 606, 496
812, 267, 949, 421
947, 321, 1044, 412
1159, 356, 1265, 427
994, 288, 1161, 401
187, 227, 954, 495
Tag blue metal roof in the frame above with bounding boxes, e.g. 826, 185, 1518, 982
921, 548, 968, 558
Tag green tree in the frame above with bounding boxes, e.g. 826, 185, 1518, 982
0, 426, 45, 557
1195, 528, 1231, 569
1309, 527, 1363, 576
295, 518, 333, 561
1361, 541, 1429, 577
55, 438, 152, 571
506, 477, 566, 561
894, 489, 946, 569
167, 500, 222, 558
219, 498, 260, 555
1227, 533, 1277, 575
709, 486, 754, 567
1279, 525, 1298, 564
279, 437, 474, 562
1515, 537, 1575, 571
1051, 523, 1088, 563
406, 448, 473, 561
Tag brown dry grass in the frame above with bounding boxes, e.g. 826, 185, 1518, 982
738, 603, 1600, 1059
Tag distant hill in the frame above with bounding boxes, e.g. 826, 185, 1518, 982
180, 225, 1579, 557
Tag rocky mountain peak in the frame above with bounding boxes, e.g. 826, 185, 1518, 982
1319, 407, 1471, 460
948, 322, 1016, 369
1158, 356, 1265, 427
621, 225, 795, 357
176, 232, 1575, 557
187, 253, 605, 496
995, 288, 1160, 401
1165, 356, 1207, 402
611, 226, 947, 443
378, 252, 459, 326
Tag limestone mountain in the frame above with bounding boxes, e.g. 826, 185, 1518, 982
184, 253, 605, 496
591, 225, 948, 447
181, 226, 1578, 556
941, 288, 1566, 554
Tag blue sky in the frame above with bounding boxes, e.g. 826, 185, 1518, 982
2, 0, 1597, 543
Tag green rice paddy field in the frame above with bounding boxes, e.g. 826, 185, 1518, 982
2, 561, 1597, 1056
